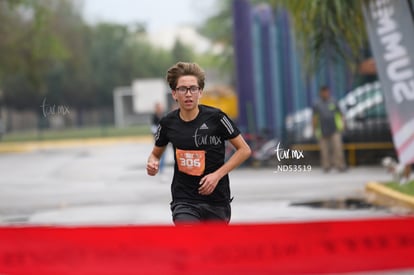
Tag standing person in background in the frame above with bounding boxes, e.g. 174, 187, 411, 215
151, 102, 166, 176
146, 62, 251, 225
312, 86, 347, 173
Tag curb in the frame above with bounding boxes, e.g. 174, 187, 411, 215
365, 181, 414, 213
0, 136, 153, 154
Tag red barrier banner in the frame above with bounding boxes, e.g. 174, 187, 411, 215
1, 217, 414, 275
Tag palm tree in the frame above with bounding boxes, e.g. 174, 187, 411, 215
200, 0, 370, 74
274, 0, 369, 72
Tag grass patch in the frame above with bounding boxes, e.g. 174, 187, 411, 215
0, 125, 151, 142
384, 180, 414, 196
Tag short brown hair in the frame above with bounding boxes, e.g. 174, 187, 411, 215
166, 62, 205, 90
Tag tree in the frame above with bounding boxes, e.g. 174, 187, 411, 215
0, 0, 69, 109
171, 39, 195, 63
263, 0, 368, 72
199, 0, 369, 74
44, 0, 95, 108
0, 0, 206, 115
119, 30, 173, 80
87, 22, 174, 107
197, 0, 234, 73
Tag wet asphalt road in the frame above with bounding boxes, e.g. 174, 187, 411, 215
0, 140, 399, 226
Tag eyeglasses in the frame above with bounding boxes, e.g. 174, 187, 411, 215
175, 85, 200, 94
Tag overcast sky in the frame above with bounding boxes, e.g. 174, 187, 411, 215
81, 0, 217, 33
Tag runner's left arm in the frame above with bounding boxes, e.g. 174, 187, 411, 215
199, 134, 251, 195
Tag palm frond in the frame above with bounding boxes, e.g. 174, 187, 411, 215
277, 0, 367, 73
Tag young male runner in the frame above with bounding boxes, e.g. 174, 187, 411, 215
146, 62, 251, 224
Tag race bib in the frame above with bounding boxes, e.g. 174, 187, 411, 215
175, 149, 206, 176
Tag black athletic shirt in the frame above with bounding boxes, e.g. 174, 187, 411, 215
155, 105, 240, 205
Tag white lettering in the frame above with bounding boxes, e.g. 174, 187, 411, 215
371, 0, 414, 104
374, 4, 395, 35
393, 80, 414, 103
40, 98, 71, 117
193, 128, 222, 147
275, 142, 304, 162
387, 57, 413, 82
381, 32, 406, 61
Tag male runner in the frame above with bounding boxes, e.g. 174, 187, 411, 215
146, 62, 251, 224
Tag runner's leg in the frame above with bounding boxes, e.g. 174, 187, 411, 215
319, 137, 330, 171
200, 203, 231, 224
171, 202, 201, 225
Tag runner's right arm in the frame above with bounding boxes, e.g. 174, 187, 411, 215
147, 146, 166, 176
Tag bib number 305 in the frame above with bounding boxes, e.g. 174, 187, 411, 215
176, 149, 205, 176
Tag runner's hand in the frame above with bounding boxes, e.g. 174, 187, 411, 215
199, 173, 220, 195
147, 160, 159, 176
